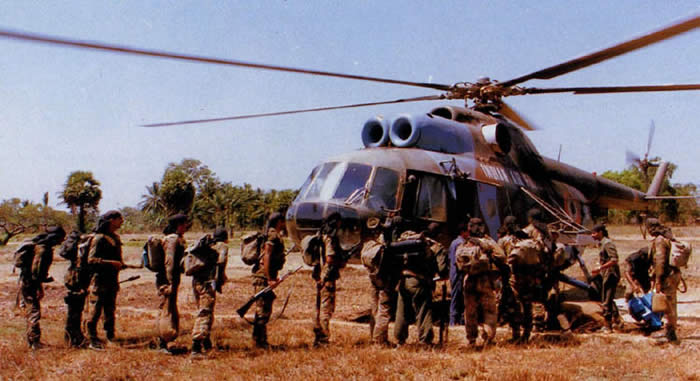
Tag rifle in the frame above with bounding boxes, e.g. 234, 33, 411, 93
439, 281, 448, 346
101, 260, 143, 270
119, 275, 141, 284
236, 265, 303, 318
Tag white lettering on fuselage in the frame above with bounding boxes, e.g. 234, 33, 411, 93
479, 164, 536, 189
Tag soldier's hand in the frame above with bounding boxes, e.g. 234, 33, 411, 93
159, 285, 172, 296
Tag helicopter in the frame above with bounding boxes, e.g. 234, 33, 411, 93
0, 16, 698, 252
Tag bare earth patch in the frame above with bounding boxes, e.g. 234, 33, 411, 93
0, 226, 698, 380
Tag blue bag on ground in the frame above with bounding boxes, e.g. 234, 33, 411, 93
628, 292, 663, 330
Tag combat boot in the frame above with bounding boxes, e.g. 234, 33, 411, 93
665, 329, 680, 345
191, 340, 205, 359
203, 337, 213, 352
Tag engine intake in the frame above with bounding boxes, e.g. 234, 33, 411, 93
361, 116, 390, 148
389, 113, 474, 154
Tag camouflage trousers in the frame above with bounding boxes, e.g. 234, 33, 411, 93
395, 276, 434, 345
314, 280, 336, 344
192, 279, 216, 341
510, 275, 537, 340
157, 284, 180, 344
253, 278, 275, 346
20, 282, 42, 346
463, 274, 498, 344
64, 289, 87, 346
86, 283, 118, 341
370, 285, 394, 345
661, 271, 681, 332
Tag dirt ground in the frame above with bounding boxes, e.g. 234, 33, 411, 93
0, 226, 698, 380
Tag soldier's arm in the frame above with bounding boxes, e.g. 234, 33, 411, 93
434, 243, 449, 279
262, 241, 276, 283
163, 236, 178, 284
652, 238, 668, 291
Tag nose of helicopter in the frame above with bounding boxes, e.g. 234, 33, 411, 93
285, 200, 364, 245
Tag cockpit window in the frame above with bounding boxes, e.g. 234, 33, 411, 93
300, 162, 372, 202
303, 162, 339, 200
294, 165, 320, 201
333, 163, 372, 200
368, 167, 399, 210
415, 175, 447, 222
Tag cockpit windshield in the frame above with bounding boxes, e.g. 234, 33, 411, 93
296, 163, 400, 210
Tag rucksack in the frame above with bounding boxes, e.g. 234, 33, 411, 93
13, 241, 36, 273
670, 240, 692, 268
182, 234, 212, 276
455, 242, 490, 275
507, 239, 541, 267
143, 235, 166, 272
301, 233, 323, 267
241, 232, 265, 266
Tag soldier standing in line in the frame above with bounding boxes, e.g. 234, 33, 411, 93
156, 214, 190, 353
252, 212, 286, 348
459, 218, 506, 347
393, 222, 448, 346
590, 224, 620, 333
496, 216, 523, 341
14, 226, 66, 349
86, 210, 125, 349
57, 230, 89, 348
647, 218, 681, 344
448, 222, 468, 326
361, 217, 398, 346
313, 213, 350, 346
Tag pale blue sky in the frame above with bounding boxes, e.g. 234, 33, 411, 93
0, 1, 698, 211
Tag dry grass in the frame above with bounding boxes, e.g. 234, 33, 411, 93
0, 226, 699, 380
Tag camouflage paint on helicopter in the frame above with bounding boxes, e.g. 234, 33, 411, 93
285, 106, 665, 249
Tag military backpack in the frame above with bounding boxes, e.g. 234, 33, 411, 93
455, 241, 490, 275
240, 232, 265, 266
670, 240, 692, 268
301, 232, 323, 267
142, 235, 166, 272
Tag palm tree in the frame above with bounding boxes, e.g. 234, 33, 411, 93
60, 171, 102, 233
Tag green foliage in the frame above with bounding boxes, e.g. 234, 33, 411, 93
0, 198, 71, 245
159, 166, 196, 215
601, 161, 697, 224
140, 158, 298, 231
60, 171, 102, 233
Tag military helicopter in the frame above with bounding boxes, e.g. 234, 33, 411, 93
0, 16, 698, 251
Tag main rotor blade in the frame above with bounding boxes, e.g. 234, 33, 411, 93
0, 28, 452, 91
523, 84, 700, 94
497, 102, 538, 131
142, 95, 445, 127
500, 15, 700, 87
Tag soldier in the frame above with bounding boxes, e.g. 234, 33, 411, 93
647, 218, 681, 344
448, 222, 468, 325
156, 214, 190, 353
394, 222, 448, 346
189, 227, 229, 358
459, 218, 506, 347
85, 210, 125, 349
57, 230, 89, 348
589, 224, 620, 333
361, 217, 399, 346
252, 212, 286, 348
496, 216, 522, 341
14, 226, 66, 349
624, 247, 652, 295
313, 213, 351, 346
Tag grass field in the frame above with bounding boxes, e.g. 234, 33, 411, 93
0, 226, 698, 380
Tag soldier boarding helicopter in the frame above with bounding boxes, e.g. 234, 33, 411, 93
1, 16, 698, 259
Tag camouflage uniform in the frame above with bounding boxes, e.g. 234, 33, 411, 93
393, 231, 448, 345
86, 232, 122, 343
363, 236, 397, 345
58, 231, 90, 347
591, 236, 620, 327
497, 233, 522, 339
313, 233, 349, 345
156, 233, 186, 348
190, 240, 227, 352
651, 234, 681, 341
252, 228, 285, 347
461, 236, 506, 345
14, 240, 58, 348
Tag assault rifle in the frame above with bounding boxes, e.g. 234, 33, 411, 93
236, 265, 303, 318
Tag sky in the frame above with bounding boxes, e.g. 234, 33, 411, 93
0, 1, 698, 212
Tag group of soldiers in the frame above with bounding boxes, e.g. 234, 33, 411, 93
12, 207, 684, 357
